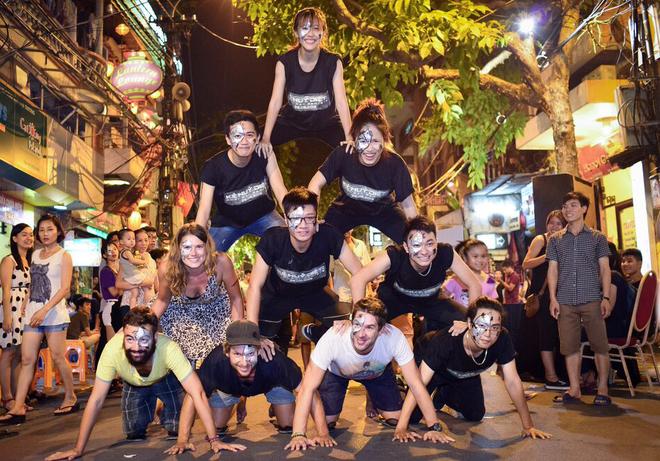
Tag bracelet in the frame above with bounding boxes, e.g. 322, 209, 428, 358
205, 435, 220, 444
290, 432, 306, 439
602, 296, 610, 301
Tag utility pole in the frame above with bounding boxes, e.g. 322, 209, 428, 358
156, 13, 194, 243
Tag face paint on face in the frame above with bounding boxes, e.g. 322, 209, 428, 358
351, 317, 365, 335
229, 123, 245, 150
356, 128, 373, 153
471, 313, 495, 341
242, 345, 258, 366
287, 206, 305, 230
135, 327, 152, 348
180, 242, 193, 257
408, 231, 424, 256
298, 21, 312, 39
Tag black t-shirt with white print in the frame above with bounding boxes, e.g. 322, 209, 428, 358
256, 224, 344, 297
319, 146, 414, 216
200, 150, 276, 228
278, 49, 341, 131
197, 346, 302, 397
379, 243, 454, 301
415, 329, 516, 383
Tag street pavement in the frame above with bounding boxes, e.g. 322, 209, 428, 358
1, 347, 659, 460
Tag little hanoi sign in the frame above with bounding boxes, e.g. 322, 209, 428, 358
111, 54, 163, 100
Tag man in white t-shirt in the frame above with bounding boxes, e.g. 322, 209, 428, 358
285, 297, 454, 451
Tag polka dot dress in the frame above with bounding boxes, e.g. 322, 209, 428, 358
0, 260, 30, 349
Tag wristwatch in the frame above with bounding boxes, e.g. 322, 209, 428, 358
426, 422, 443, 432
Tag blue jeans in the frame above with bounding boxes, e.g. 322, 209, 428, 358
319, 365, 402, 417
208, 386, 295, 408
209, 210, 285, 252
121, 372, 183, 436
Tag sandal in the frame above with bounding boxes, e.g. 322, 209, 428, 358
54, 401, 80, 416
593, 394, 612, 406
553, 392, 581, 404
377, 416, 399, 428
0, 413, 26, 425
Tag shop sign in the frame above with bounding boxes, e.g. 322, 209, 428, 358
0, 193, 23, 225
578, 145, 613, 182
111, 54, 163, 100
0, 81, 47, 182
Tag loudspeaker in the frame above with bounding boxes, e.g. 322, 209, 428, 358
532, 174, 596, 234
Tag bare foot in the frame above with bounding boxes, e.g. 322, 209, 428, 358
236, 396, 247, 424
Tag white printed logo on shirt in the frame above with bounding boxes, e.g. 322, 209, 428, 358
223, 178, 269, 206
341, 178, 391, 203
274, 264, 327, 284
393, 281, 442, 298
288, 91, 331, 112
447, 367, 485, 379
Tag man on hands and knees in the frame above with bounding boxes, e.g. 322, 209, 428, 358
246, 187, 362, 355
45, 307, 245, 460
350, 216, 482, 333
394, 297, 551, 443
167, 320, 332, 454
285, 297, 452, 451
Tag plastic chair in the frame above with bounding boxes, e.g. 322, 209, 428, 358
581, 271, 657, 396
637, 283, 659, 384
64, 340, 87, 384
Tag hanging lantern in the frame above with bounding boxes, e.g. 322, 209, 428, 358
127, 210, 142, 230
111, 52, 163, 100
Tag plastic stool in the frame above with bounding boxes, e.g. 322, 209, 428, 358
64, 340, 87, 384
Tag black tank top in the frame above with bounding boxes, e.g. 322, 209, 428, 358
529, 234, 548, 295
277, 48, 341, 131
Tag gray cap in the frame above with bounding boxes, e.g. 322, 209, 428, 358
225, 320, 261, 346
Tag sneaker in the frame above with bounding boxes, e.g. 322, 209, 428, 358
300, 324, 316, 343
545, 380, 570, 391
125, 432, 147, 442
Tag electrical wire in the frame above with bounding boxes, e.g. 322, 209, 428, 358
195, 20, 258, 49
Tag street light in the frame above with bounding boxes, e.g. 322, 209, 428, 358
518, 16, 536, 36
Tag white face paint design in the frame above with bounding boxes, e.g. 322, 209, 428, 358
242, 345, 258, 366
135, 327, 152, 348
408, 231, 424, 256
298, 21, 312, 39
287, 206, 305, 230
180, 242, 193, 257
351, 317, 365, 335
356, 128, 373, 153
471, 313, 495, 341
229, 123, 245, 150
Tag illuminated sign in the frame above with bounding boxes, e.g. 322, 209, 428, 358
111, 54, 163, 100
63, 238, 102, 267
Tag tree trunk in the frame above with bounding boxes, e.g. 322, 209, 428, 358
544, 53, 579, 174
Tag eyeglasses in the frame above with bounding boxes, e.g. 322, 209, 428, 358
287, 216, 317, 224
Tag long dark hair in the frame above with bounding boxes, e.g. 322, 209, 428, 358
10, 223, 33, 270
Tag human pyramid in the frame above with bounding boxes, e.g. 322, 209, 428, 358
0, 8, 554, 460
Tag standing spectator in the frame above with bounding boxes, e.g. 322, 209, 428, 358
547, 192, 612, 406
0, 223, 33, 412
0, 214, 77, 424
501, 260, 522, 304
151, 224, 244, 365
620, 248, 643, 289
522, 210, 568, 390
99, 241, 121, 341
143, 226, 159, 252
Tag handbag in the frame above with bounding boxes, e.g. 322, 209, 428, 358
524, 279, 547, 318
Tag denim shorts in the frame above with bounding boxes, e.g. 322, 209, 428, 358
23, 323, 69, 334
319, 365, 402, 417
209, 210, 285, 252
208, 386, 295, 409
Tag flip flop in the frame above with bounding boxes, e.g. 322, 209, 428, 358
593, 394, 612, 406
552, 392, 581, 404
0, 413, 26, 425
377, 416, 399, 428
54, 401, 80, 416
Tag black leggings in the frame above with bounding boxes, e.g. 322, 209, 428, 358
258, 287, 351, 341
378, 285, 467, 332
324, 203, 408, 244
410, 376, 485, 424
271, 118, 344, 149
